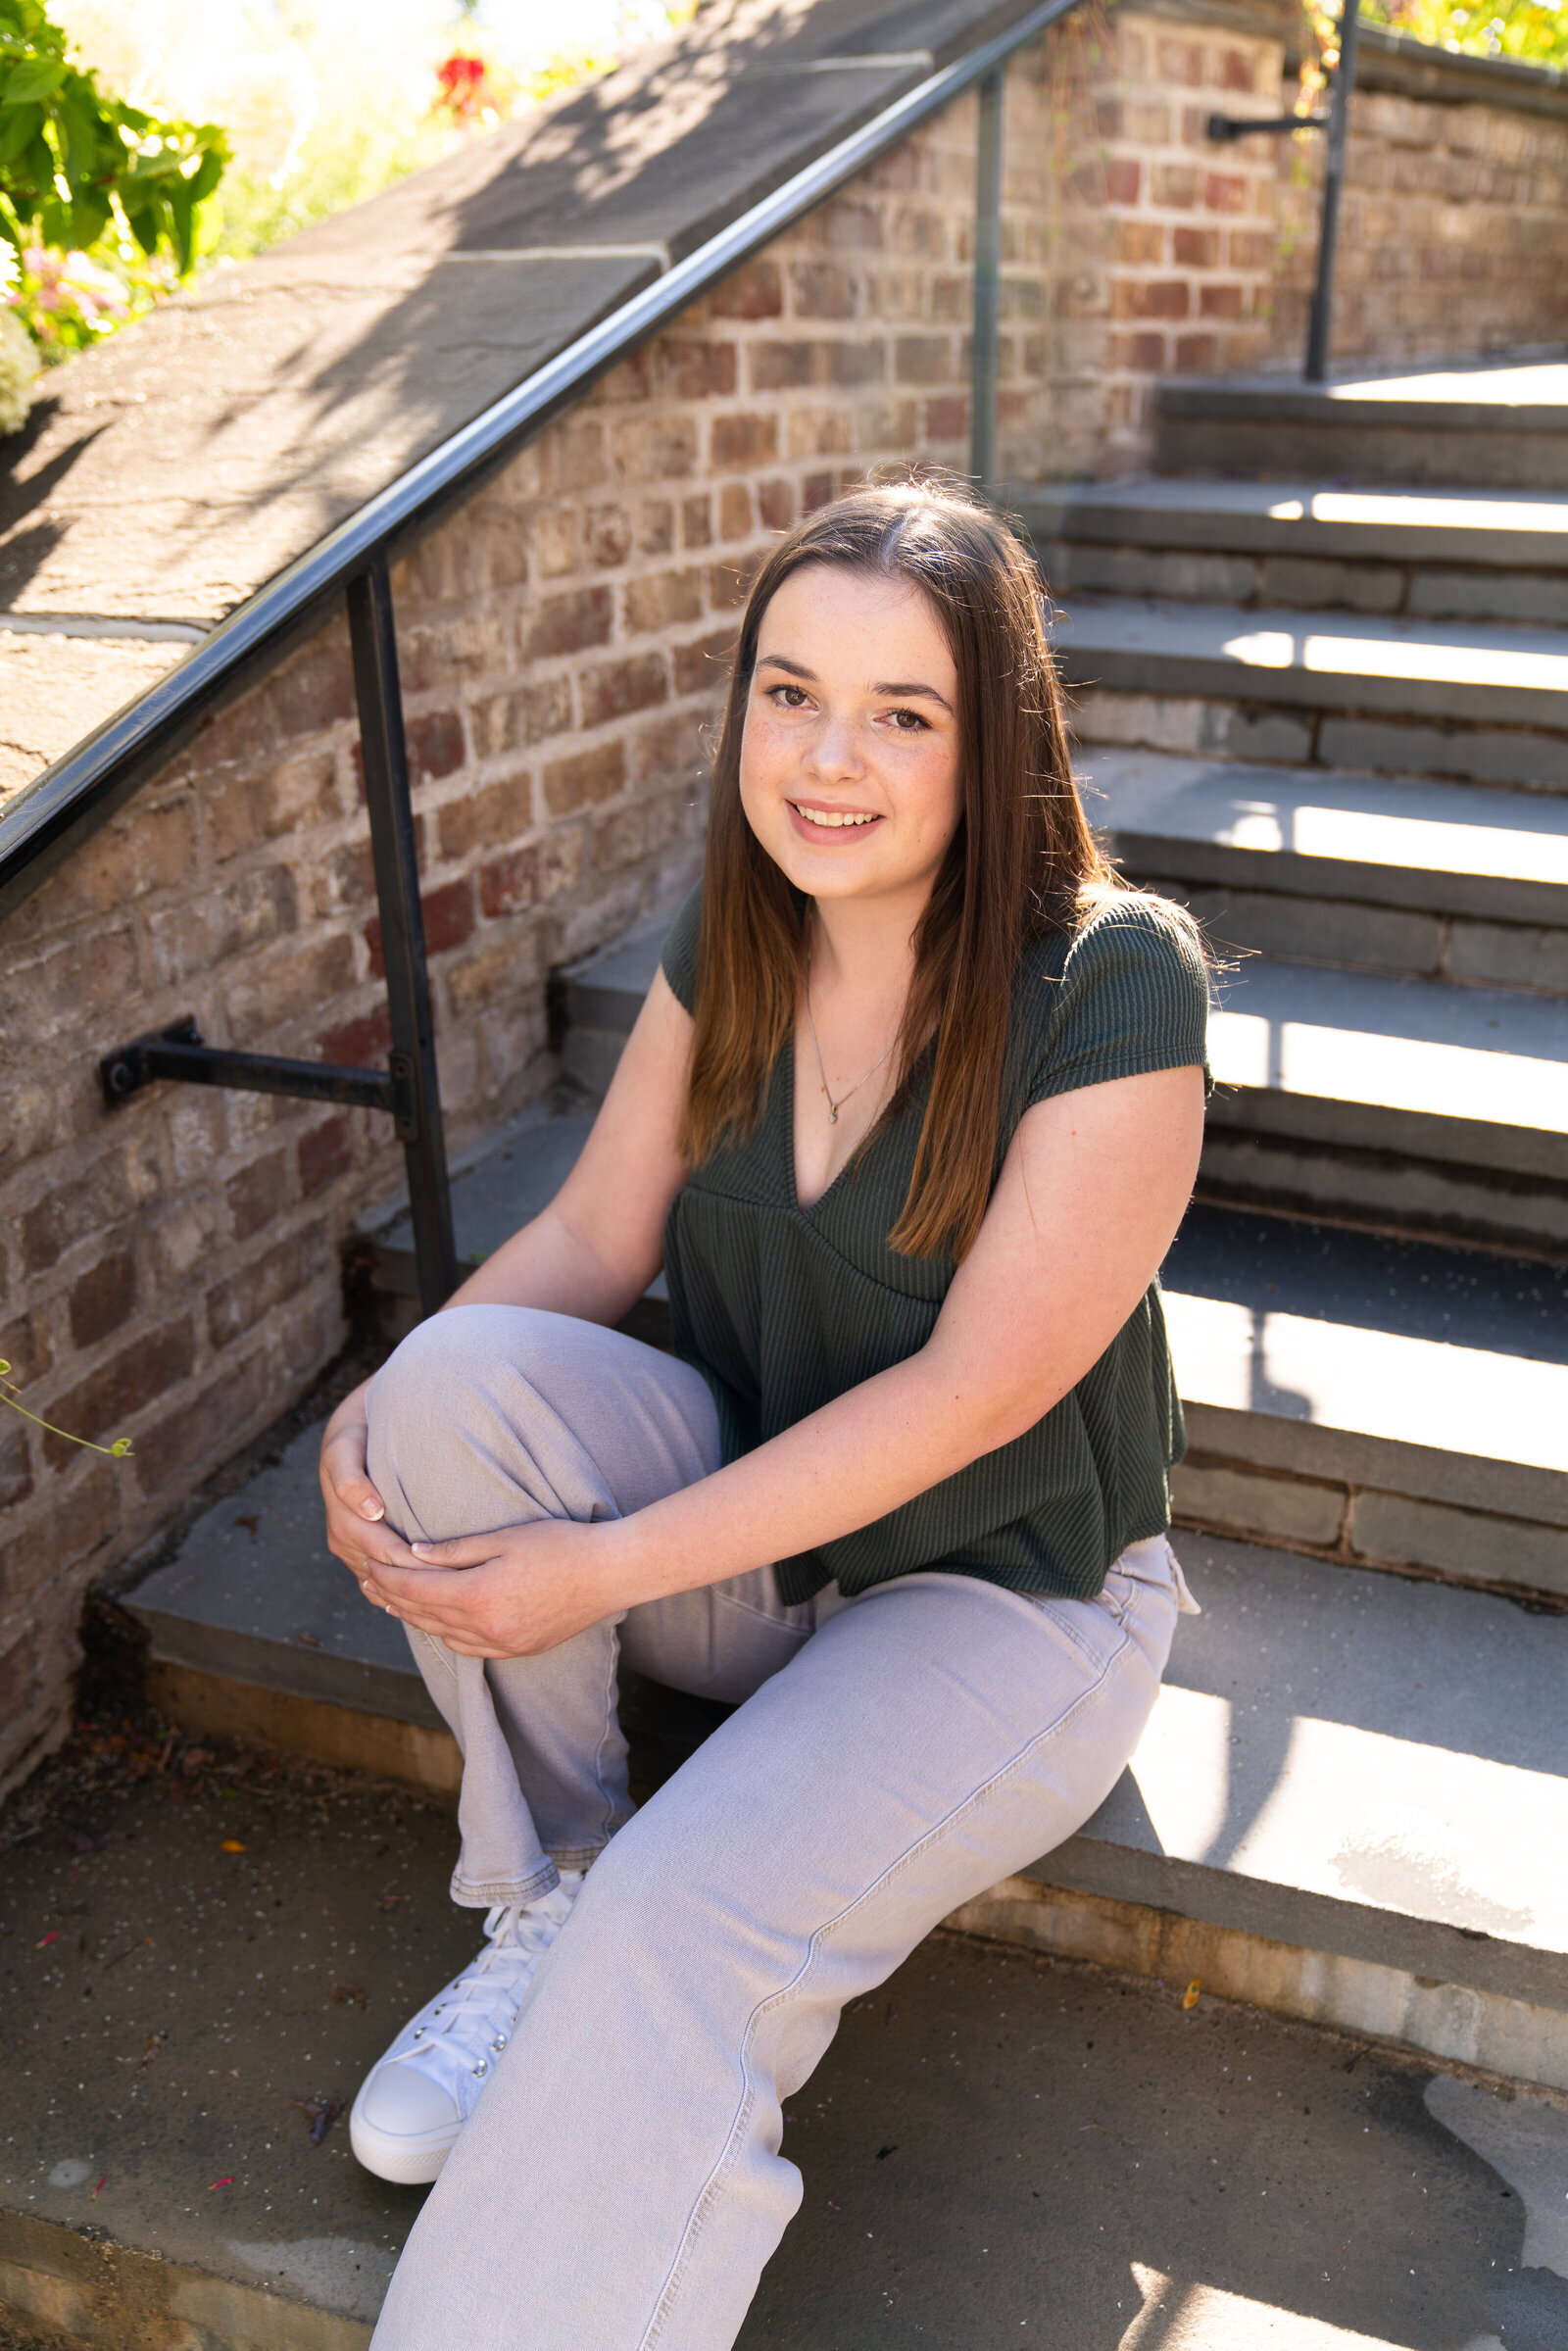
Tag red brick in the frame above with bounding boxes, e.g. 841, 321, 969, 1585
479, 846, 540, 918
69, 1252, 137, 1350
624, 568, 705, 633
578, 655, 668, 729
1174, 226, 1221, 269
1174, 333, 1221, 369
133, 1347, 280, 1494
470, 678, 572, 759
757, 477, 795, 531
408, 710, 466, 783
1229, 230, 1273, 269
1152, 165, 1200, 209
1096, 98, 1124, 138
1103, 158, 1141, 207
438, 773, 534, 861
1113, 221, 1166, 266
719, 483, 754, 541
710, 413, 779, 471
365, 877, 475, 977
226, 1147, 292, 1240
1220, 48, 1256, 91
895, 335, 952, 387
1114, 279, 1191, 320
826, 341, 885, 387
0, 1426, 30, 1511
1200, 282, 1246, 318
542, 743, 627, 817
656, 340, 736, 400
749, 340, 814, 393
0, 1312, 50, 1389
270, 629, 357, 741
923, 395, 967, 442
42, 1318, 195, 1470
682, 495, 713, 548
674, 627, 738, 697
789, 263, 858, 320
802, 471, 835, 514
1203, 173, 1249, 214
22, 1154, 146, 1275
298, 1116, 353, 1200
1120, 331, 1167, 371
709, 260, 782, 319
584, 504, 633, 567
1155, 37, 1205, 85
707, 554, 764, 612
209, 1224, 328, 1347
523, 586, 613, 661
610, 416, 699, 485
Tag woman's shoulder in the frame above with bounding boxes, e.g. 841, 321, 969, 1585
1019, 886, 1208, 1008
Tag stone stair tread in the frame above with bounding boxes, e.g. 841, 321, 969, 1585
1086, 745, 1568, 923
372, 1095, 600, 1263
1058, 1528, 1568, 2009
559, 903, 672, 1030
1162, 1204, 1568, 1516
1207, 955, 1568, 1156
1160, 359, 1568, 430
1014, 476, 1568, 565
124, 1445, 1568, 2011
1052, 596, 1568, 724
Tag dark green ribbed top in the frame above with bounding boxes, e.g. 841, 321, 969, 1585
661, 884, 1209, 1604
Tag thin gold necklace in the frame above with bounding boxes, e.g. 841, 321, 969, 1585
804, 972, 898, 1126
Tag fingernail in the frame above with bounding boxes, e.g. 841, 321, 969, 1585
411, 1541, 433, 1555
361, 1501, 384, 1521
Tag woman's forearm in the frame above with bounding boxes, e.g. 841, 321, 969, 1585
598, 1342, 1037, 1610
438, 1203, 656, 1327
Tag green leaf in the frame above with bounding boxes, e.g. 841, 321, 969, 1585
3, 52, 66, 105
0, 96, 39, 164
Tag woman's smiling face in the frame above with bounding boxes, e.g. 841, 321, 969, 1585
738, 563, 963, 911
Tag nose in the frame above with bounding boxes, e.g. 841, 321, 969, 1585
804, 710, 865, 785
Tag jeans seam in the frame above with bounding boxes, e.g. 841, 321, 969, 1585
635, 1611, 1134, 2350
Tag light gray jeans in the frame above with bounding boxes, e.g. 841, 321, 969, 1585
364, 1303, 1194, 2351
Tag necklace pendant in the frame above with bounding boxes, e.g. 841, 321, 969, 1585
827, 1105, 839, 1125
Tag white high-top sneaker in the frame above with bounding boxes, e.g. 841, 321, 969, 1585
350, 1872, 583, 2183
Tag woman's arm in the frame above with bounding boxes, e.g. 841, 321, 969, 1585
361, 1061, 1205, 1653
320, 971, 693, 1569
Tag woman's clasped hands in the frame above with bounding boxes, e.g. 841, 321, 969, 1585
318, 1386, 626, 1657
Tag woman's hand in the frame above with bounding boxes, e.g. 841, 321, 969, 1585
319, 1381, 400, 1590
360, 1518, 626, 1659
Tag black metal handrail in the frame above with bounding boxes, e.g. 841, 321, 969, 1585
0, 0, 1081, 1317
1207, 0, 1362, 384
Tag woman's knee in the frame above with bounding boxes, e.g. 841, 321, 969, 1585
368, 1303, 549, 1439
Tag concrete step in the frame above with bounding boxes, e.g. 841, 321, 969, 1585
1087, 744, 1568, 942
1058, 593, 1568, 793
12, 1751, 1562, 2351
1163, 1203, 1568, 1600
1200, 953, 1568, 1251
555, 902, 671, 1097
121, 1426, 1568, 2097
1154, 357, 1568, 490
1016, 476, 1568, 628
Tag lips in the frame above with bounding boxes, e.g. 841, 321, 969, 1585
789, 801, 880, 830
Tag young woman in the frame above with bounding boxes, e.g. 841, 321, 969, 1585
319, 482, 1208, 2351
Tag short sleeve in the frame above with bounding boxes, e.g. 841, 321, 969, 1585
1024, 897, 1210, 1107
660, 880, 704, 1014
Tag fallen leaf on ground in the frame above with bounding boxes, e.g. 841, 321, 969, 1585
1183, 1979, 1201, 2010
377, 1894, 408, 1910
289, 2097, 345, 2145
91, 2177, 105, 2198
207, 2177, 235, 2190
220, 1838, 246, 1853
35, 1930, 58, 1948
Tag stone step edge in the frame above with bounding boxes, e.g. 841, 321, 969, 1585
136, 1662, 1568, 2102
1010, 489, 1568, 571
1114, 833, 1568, 931
947, 1880, 1568, 2099
1055, 640, 1568, 732
1202, 1087, 1568, 1185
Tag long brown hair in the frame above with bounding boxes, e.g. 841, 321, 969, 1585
680, 481, 1120, 1261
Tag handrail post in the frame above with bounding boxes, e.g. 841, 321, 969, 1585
970, 65, 1005, 493
1303, 0, 1362, 384
347, 556, 460, 1318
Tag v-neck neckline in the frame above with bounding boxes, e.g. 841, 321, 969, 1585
786, 1033, 862, 1220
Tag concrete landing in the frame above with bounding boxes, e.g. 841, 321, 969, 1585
8, 1733, 1565, 2349
1053, 598, 1568, 731
1083, 746, 1568, 929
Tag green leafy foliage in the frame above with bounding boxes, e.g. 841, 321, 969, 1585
0, 0, 227, 352
1358, 1, 1568, 68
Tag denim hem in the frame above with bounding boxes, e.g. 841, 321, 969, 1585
449, 1860, 560, 1908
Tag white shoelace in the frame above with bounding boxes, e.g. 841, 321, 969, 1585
389, 1877, 580, 2113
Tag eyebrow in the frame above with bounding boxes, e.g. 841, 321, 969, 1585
755, 651, 955, 714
